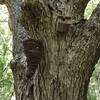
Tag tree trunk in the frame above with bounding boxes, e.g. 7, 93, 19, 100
1, 0, 100, 100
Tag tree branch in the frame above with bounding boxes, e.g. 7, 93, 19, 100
64, 0, 90, 21
71, 0, 90, 14
86, 3, 100, 35
43, 0, 91, 23
23, 0, 90, 22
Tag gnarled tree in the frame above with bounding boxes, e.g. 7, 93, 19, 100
0, 0, 100, 100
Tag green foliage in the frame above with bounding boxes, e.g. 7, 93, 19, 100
87, 80, 97, 100
0, 5, 14, 100
84, 0, 100, 19
87, 60, 100, 100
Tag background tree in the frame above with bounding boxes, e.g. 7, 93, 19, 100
0, 0, 100, 100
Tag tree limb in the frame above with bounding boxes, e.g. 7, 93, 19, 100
64, 0, 90, 21
43, 0, 90, 21
23, 0, 91, 22
86, 3, 100, 35
71, 0, 90, 14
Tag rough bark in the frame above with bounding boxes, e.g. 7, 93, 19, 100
0, 0, 5, 4
1, 0, 100, 100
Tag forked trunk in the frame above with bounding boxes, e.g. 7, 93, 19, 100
1, 0, 100, 100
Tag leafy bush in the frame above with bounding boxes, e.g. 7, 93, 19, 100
0, 5, 14, 100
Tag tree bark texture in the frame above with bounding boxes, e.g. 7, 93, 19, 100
1, 0, 100, 100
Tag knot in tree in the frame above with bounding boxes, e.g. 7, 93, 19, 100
23, 39, 43, 77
